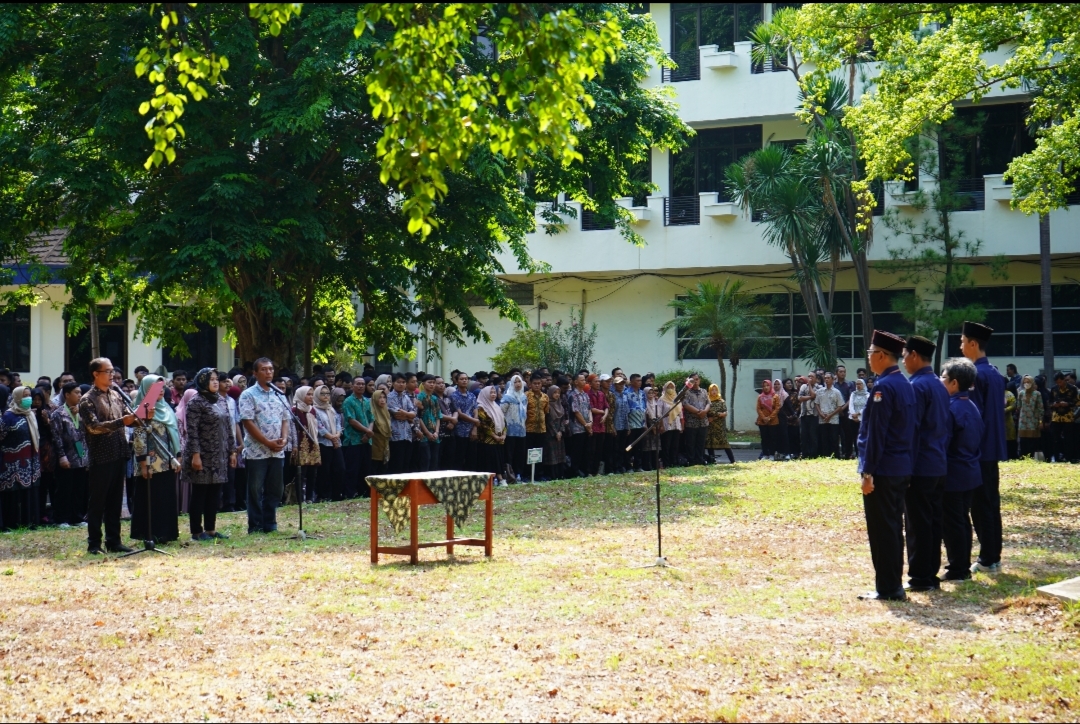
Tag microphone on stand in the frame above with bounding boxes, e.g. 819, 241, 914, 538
268, 382, 288, 397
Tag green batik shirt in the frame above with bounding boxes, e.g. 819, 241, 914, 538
342, 394, 373, 446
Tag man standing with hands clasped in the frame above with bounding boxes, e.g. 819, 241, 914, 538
238, 357, 290, 535
902, 335, 951, 591
960, 321, 1007, 573
856, 331, 916, 601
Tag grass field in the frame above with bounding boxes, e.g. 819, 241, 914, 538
1, 459, 1078, 721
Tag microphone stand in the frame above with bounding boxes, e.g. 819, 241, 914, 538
114, 385, 177, 558
625, 380, 693, 569
268, 383, 319, 540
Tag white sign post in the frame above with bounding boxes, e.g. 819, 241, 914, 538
527, 447, 543, 483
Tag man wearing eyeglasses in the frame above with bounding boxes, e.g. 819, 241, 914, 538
78, 357, 137, 555
856, 331, 916, 601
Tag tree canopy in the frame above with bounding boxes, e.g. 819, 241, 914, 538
794, 3, 1080, 214
0, 3, 684, 369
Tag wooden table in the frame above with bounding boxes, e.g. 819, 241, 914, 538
369, 472, 494, 565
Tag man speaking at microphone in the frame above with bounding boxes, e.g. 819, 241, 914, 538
78, 357, 137, 555
238, 357, 291, 535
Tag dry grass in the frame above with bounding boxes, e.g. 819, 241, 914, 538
1, 459, 1078, 721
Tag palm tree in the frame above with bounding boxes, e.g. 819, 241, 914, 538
658, 280, 773, 430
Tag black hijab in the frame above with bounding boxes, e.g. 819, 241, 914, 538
195, 367, 219, 401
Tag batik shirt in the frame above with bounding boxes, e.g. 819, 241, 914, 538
625, 388, 646, 429
683, 387, 710, 429
1050, 383, 1079, 424
385, 390, 416, 442
568, 389, 592, 435
416, 391, 440, 440
448, 388, 477, 438
525, 390, 548, 434
611, 388, 632, 431
238, 384, 291, 459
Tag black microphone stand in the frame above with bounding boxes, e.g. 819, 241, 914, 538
115, 385, 177, 558
268, 384, 319, 540
625, 380, 693, 568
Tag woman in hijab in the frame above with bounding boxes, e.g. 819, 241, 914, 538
544, 384, 567, 480
706, 384, 735, 464
0, 387, 42, 529
657, 381, 683, 469
290, 386, 322, 503
174, 388, 198, 514
182, 368, 233, 541
781, 379, 801, 459
28, 388, 56, 525
370, 389, 392, 474
475, 385, 507, 485
639, 386, 662, 471
130, 374, 181, 544
313, 384, 344, 501
755, 378, 779, 460
849, 378, 869, 427
773, 379, 787, 405
501, 374, 528, 482
1016, 374, 1044, 459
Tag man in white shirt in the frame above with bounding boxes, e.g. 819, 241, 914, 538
816, 372, 845, 458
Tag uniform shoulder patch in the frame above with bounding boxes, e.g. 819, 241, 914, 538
874, 391, 883, 402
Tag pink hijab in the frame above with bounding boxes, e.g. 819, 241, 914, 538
176, 388, 198, 431
477, 385, 505, 434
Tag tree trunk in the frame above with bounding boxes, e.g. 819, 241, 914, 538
1040, 213, 1054, 378
88, 302, 100, 361
728, 355, 740, 432
715, 349, 728, 424
935, 206, 954, 373
303, 290, 314, 377
231, 304, 291, 370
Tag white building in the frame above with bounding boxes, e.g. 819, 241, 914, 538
442, 2, 1080, 427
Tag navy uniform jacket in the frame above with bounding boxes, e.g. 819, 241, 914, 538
946, 393, 983, 492
909, 366, 950, 477
857, 365, 916, 477
968, 357, 1007, 462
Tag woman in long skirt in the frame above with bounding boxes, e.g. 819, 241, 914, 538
706, 384, 735, 464
290, 386, 322, 502
641, 386, 662, 471
183, 368, 234, 541
130, 375, 181, 544
0, 387, 42, 530
657, 382, 683, 469
543, 385, 567, 480
475, 386, 507, 485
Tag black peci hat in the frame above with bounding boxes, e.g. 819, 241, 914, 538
870, 330, 906, 357
904, 335, 936, 359
961, 321, 993, 342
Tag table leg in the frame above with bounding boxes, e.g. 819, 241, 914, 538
409, 480, 419, 565
370, 488, 379, 564
485, 476, 493, 558
446, 513, 455, 556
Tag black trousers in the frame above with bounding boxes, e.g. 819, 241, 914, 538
942, 488, 975, 579
298, 465, 318, 502
862, 474, 908, 596
905, 475, 945, 586
479, 442, 505, 477
233, 465, 247, 511
840, 416, 858, 459
505, 435, 526, 475
569, 433, 589, 476
758, 425, 773, 456
86, 459, 126, 549
614, 430, 629, 471
189, 483, 221, 536
684, 426, 707, 465
800, 416, 818, 458
1051, 422, 1078, 461
587, 432, 604, 475
342, 444, 365, 498
389, 440, 413, 476
454, 436, 476, 472
787, 424, 801, 458
53, 466, 88, 526
317, 444, 346, 501
627, 429, 645, 469
661, 430, 681, 468
438, 436, 456, 472
818, 423, 840, 459
1019, 436, 1040, 458
971, 460, 1002, 566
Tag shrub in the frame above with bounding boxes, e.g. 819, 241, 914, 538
649, 368, 713, 392
489, 307, 597, 374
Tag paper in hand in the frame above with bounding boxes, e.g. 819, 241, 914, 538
136, 379, 167, 419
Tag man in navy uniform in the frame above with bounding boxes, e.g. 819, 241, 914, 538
960, 321, 1006, 574
902, 335, 950, 591
939, 357, 983, 579
857, 330, 916, 601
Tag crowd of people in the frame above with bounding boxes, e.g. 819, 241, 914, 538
756, 361, 1080, 465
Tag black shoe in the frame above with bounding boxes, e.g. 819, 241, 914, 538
193, 532, 212, 542
105, 543, 133, 553
904, 581, 940, 592
858, 589, 907, 601
210, 531, 230, 540
87, 546, 105, 555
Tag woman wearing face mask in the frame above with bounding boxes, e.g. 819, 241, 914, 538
130, 374, 182, 544
0, 387, 42, 529
500, 375, 528, 483
1016, 374, 1044, 459
657, 381, 683, 469
182, 368, 234, 541
370, 389, 392, 474
291, 386, 322, 503
313, 384, 345, 502
50, 382, 90, 527
30, 388, 56, 525
641, 386, 662, 471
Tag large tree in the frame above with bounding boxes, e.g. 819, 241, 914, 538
0, 3, 684, 368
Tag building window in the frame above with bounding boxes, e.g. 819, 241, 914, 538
665, 3, 763, 82
163, 322, 220, 374
939, 102, 1036, 212
947, 284, 1080, 358
669, 125, 762, 223
64, 306, 128, 383
0, 306, 31, 372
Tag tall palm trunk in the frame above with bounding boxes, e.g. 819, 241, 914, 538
1040, 213, 1054, 377
728, 354, 741, 431
714, 348, 728, 416
88, 301, 100, 360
